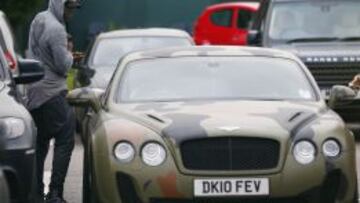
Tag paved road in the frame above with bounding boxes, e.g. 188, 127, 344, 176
45, 138, 360, 203
44, 137, 83, 203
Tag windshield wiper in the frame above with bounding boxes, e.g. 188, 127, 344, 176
286, 37, 338, 44
338, 37, 360, 42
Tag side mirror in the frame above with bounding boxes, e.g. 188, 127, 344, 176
328, 85, 358, 109
67, 87, 104, 112
76, 65, 95, 87
247, 30, 262, 46
14, 59, 44, 84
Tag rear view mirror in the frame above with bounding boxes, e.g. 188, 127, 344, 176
247, 30, 261, 46
328, 85, 358, 109
14, 59, 44, 84
67, 87, 104, 112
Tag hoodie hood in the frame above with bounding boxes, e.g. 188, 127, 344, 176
49, 0, 66, 23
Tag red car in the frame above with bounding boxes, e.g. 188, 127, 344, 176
193, 2, 259, 45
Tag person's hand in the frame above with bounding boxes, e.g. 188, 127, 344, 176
349, 74, 360, 90
73, 51, 85, 63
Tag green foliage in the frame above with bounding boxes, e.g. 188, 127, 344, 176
0, 0, 44, 27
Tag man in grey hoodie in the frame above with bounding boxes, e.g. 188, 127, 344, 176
27, 0, 80, 202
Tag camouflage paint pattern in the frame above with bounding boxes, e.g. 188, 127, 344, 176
68, 46, 357, 203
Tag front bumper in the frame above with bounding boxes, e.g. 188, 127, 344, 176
92, 148, 357, 203
1, 148, 36, 203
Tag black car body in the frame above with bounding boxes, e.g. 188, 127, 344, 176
248, 0, 360, 133
0, 48, 43, 202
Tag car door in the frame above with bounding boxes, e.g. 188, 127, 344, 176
232, 7, 256, 45
0, 13, 17, 72
207, 8, 236, 45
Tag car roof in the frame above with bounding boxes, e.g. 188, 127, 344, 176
207, 2, 260, 10
123, 46, 299, 62
98, 28, 192, 39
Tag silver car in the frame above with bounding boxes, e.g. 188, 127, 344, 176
79, 28, 194, 89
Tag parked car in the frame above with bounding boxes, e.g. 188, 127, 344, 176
0, 128, 10, 203
0, 48, 44, 203
72, 28, 194, 134
0, 168, 9, 203
0, 11, 17, 74
247, 0, 360, 134
77, 28, 194, 90
68, 46, 357, 203
193, 2, 259, 45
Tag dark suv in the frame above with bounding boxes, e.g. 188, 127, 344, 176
248, 0, 360, 132
0, 48, 43, 202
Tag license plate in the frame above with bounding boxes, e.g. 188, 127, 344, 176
194, 178, 269, 197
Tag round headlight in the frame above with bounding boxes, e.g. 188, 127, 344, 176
293, 140, 316, 165
141, 142, 166, 166
322, 140, 341, 158
114, 142, 135, 163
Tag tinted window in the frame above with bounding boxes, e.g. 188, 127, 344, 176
269, 1, 360, 40
237, 9, 254, 29
0, 52, 6, 80
0, 30, 6, 52
210, 9, 233, 27
117, 57, 316, 102
91, 37, 192, 67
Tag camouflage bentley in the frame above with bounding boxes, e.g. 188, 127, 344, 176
68, 46, 358, 203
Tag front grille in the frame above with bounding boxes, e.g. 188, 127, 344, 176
150, 198, 307, 203
180, 137, 280, 171
305, 62, 360, 89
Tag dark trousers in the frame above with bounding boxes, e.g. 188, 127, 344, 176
30, 92, 75, 197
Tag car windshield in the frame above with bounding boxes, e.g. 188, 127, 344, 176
91, 37, 192, 67
268, 1, 360, 42
116, 57, 316, 102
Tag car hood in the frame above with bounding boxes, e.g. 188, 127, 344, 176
273, 42, 360, 60
90, 66, 115, 89
112, 100, 335, 144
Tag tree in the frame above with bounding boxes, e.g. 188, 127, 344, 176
0, 0, 44, 27
0, 0, 45, 52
